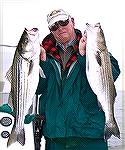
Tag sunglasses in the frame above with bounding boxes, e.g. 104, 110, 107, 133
49, 19, 69, 31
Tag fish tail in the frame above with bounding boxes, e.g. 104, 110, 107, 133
104, 119, 120, 141
7, 126, 17, 147
7, 126, 25, 147
112, 120, 120, 139
17, 128, 25, 146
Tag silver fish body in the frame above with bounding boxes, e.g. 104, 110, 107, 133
6, 28, 40, 147
85, 23, 120, 140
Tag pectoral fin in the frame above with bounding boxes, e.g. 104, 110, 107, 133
87, 59, 89, 71
5, 66, 13, 83
95, 51, 102, 66
112, 85, 117, 103
28, 60, 34, 75
8, 91, 14, 110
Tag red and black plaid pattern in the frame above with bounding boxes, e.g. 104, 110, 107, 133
42, 29, 82, 70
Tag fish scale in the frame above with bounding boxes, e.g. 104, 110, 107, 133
5, 28, 41, 147
99, 52, 114, 120
86, 23, 120, 141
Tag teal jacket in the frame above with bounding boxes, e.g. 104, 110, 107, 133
36, 30, 120, 139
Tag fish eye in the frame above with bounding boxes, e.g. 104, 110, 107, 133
95, 23, 101, 27
32, 28, 38, 32
24, 38, 29, 44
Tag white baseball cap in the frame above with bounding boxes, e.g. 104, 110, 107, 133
47, 9, 70, 27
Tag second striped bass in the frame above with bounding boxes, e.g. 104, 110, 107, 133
85, 23, 120, 140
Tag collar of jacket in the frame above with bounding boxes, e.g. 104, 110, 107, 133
42, 29, 82, 70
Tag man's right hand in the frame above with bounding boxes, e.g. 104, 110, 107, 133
79, 31, 87, 56
40, 45, 46, 61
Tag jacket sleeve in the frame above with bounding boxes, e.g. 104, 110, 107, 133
109, 53, 121, 81
36, 55, 54, 95
35, 58, 50, 95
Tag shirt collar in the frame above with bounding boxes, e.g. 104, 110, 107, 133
56, 34, 77, 50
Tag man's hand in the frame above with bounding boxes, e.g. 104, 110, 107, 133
40, 45, 46, 61
79, 31, 87, 56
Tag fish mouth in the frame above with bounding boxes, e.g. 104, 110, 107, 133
86, 23, 90, 26
86, 22, 101, 28
86, 23, 92, 32
25, 28, 38, 36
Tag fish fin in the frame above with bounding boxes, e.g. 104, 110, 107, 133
28, 94, 36, 114
112, 85, 117, 104
31, 94, 37, 114
8, 91, 14, 110
17, 128, 25, 146
86, 57, 89, 71
28, 103, 33, 114
5, 66, 13, 83
39, 67, 46, 78
104, 119, 120, 141
113, 86, 117, 98
112, 119, 121, 139
7, 125, 17, 147
28, 60, 34, 75
7, 126, 25, 147
95, 51, 102, 66
97, 101, 103, 110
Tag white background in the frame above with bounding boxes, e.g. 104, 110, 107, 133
0, 0, 124, 92
0, 0, 125, 149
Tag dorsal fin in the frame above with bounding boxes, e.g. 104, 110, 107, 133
5, 66, 13, 83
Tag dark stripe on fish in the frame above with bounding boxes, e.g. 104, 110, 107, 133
95, 51, 102, 66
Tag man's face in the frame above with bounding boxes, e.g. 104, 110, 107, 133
50, 18, 75, 45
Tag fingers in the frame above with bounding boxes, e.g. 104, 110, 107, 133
79, 33, 86, 56
80, 36, 86, 44
82, 31, 87, 43
83, 30, 87, 37
40, 45, 46, 61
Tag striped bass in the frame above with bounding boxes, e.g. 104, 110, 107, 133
85, 23, 120, 140
6, 28, 40, 147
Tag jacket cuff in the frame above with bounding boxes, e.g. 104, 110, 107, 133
24, 114, 35, 124
0, 104, 15, 116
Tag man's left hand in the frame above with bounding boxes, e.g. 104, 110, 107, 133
79, 31, 87, 56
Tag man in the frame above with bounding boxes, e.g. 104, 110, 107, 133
36, 9, 120, 150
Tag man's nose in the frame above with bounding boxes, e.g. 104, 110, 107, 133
58, 25, 64, 30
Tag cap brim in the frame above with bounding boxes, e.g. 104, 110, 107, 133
48, 15, 69, 27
